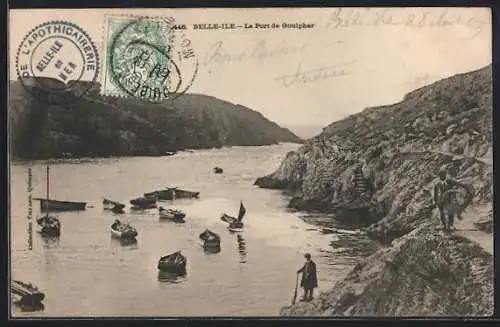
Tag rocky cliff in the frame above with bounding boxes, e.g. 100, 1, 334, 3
9, 79, 302, 159
254, 65, 493, 316
255, 65, 492, 241
281, 224, 493, 316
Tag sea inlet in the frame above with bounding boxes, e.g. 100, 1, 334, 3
11, 143, 379, 317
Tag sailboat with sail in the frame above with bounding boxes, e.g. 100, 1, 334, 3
220, 201, 246, 232
36, 166, 61, 237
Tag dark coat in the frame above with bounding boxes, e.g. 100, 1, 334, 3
298, 260, 318, 289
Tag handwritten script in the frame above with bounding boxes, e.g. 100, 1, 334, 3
325, 8, 489, 38
204, 39, 309, 66
274, 61, 356, 88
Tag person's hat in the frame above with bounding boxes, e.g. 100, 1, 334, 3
304, 253, 311, 259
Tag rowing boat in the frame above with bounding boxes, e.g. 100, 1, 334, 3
221, 202, 246, 232
158, 207, 186, 221
157, 251, 187, 274
103, 198, 125, 210
199, 229, 221, 249
110, 220, 138, 240
11, 280, 45, 307
144, 188, 200, 201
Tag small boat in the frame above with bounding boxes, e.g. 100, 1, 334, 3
131, 204, 157, 210
36, 166, 61, 237
11, 280, 45, 308
164, 151, 177, 156
110, 219, 138, 240
221, 202, 246, 232
157, 251, 187, 274
158, 206, 186, 221
199, 229, 221, 249
36, 215, 61, 237
213, 167, 223, 174
34, 198, 86, 212
130, 196, 157, 209
103, 198, 125, 210
144, 187, 200, 201
111, 205, 125, 214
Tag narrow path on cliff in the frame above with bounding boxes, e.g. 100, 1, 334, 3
398, 148, 492, 254
454, 203, 493, 255
399, 148, 493, 166
427, 150, 493, 166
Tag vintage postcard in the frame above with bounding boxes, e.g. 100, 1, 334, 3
9, 8, 492, 317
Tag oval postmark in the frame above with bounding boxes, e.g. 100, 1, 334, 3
106, 16, 198, 102
15, 21, 100, 104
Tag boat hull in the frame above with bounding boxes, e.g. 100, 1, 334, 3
131, 204, 157, 210
36, 199, 86, 212
201, 239, 221, 248
36, 216, 61, 237
159, 209, 186, 221
110, 228, 137, 240
221, 214, 237, 224
157, 261, 187, 274
40, 225, 61, 237
145, 189, 200, 201
103, 199, 125, 210
130, 197, 157, 209
11, 281, 45, 307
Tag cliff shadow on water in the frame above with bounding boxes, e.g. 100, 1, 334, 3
255, 65, 493, 316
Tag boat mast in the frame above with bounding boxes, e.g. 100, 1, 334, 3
46, 165, 49, 218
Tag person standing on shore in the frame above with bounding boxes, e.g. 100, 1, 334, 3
433, 167, 474, 232
297, 253, 318, 302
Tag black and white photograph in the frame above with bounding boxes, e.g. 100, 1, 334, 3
8, 7, 493, 317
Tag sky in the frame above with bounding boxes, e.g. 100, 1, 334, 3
9, 8, 492, 127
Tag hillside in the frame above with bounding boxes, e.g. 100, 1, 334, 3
9, 79, 302, 159
255, 65, 492, 240
255, 65, 493, 316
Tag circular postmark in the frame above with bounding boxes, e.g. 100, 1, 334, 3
107, 17, 198, 102
16, 21, 100, 104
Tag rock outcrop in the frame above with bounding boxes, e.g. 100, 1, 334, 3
255, 65, 493, 239
254, 65, 493, 316
281, 225, 493, 316
9, 79, 303, 159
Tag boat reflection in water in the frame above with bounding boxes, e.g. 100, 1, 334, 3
119, 238, 138, 247
236, 234, 247, 263
203, 246, 221, 254
110, 237, 138, 249
157, 271, 187, 284
41, 235, 60, 248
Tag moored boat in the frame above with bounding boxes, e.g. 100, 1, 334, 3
228, 220, 244, 232
103, 198, 125, 210
130, 196, 157, 209
144, 187, 200, 201
221, 201, 246, 232
36, 166, 62, 237
36, 215, 61, 237
11, 280, 45, 308
158, 207, 186, 221
157, 251, 187, 274
110, 219, 138, 240
199, 229, 221, 249
111, 205, 125, 214
34, 198, 86, 212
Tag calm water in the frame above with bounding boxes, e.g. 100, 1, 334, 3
10, 143, 379, 317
